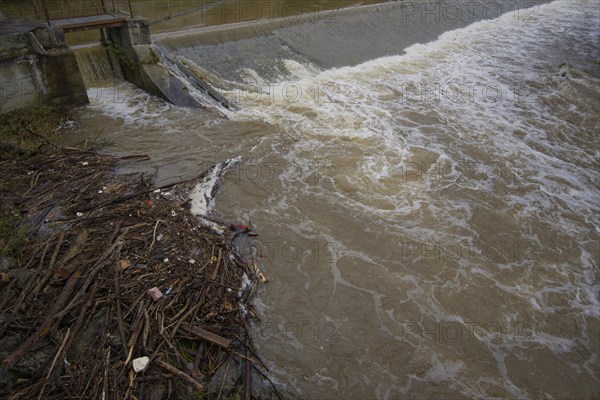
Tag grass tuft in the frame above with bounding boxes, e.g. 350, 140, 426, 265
0, 104, 68, 160
0, 213, 28, 259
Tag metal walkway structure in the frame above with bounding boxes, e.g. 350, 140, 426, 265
50, 14, 127, 33
1, 0, 134, 33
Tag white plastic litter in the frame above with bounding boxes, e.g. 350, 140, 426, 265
132, 356, 150, 373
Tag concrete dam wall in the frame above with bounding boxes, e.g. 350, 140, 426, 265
155, 0, 553, 88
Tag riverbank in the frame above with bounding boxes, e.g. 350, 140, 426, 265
0, 107, 271, 399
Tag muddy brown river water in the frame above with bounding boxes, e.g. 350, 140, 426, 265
7, 0, 600, 398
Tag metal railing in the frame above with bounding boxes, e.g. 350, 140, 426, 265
1, 0, 134, 26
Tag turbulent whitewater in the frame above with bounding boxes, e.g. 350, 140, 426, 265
67, 0, 599, 398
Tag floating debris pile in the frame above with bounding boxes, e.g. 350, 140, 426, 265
0, 149, 273, 399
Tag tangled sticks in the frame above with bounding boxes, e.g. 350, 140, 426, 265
0, 149, 272, 399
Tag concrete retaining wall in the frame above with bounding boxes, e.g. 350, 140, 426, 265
0, 24, 88, 113
2, 17, 229, 112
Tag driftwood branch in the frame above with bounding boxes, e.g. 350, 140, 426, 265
0, 149, 271, 399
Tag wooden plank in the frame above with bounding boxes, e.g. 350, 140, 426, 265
56, 18, 126, 33
156, 359, 204, 391
180, 323, 231, 349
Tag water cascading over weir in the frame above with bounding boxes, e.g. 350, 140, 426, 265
2, 0, 552, 114
148, 0, 554, 109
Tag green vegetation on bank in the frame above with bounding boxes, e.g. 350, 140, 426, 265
0, 104, 69, 160
0, 212, 27, 259
0, 104, 67, 263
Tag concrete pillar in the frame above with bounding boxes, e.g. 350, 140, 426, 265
0, 25, 88, 113
106, 19, 203, 108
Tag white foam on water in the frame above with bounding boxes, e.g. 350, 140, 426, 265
189, 156, 242, 216
85, 82, 176, 127
189, 165, 222, 216
229, 0, 599, 239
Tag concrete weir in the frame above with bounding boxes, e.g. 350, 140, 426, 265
0, 21, 88, 113
155, 0, 553, 96
0, 15, 209, 113
2, 1, 553, 113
